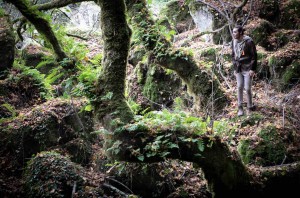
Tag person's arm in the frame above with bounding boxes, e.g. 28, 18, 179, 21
248, 40, 257, 72
231, 41, 239, 73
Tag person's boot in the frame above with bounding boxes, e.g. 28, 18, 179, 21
237, 106, 244, 116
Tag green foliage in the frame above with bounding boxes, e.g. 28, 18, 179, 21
72, 63, 101, 100
13, 63, 51, 99
0, 8, 5, 17
89, 53, 103, 66
1, 103, 16, 116
156, 24, 176, 42
54, 25, 89, 61
128, 99, 143, 115
44, 66, 65, 85
0, 103, 17, 123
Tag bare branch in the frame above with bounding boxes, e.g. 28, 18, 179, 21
35, 0, 91, 11
196, 0, 233, 25
233, 0, 248, 22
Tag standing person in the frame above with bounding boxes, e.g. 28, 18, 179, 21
232, 25, 257, 116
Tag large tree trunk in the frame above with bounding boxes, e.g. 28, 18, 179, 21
7, 0, 68, 61
125, 0, 228, 114
0, 11, 15, 78
93, 0, 134, 129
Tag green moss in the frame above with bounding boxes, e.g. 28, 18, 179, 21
249, 20, 274, 49
141, 64, 181, 110
0, 8, 5, 17
238, 125, 286, 166
240, 113, 264, 128
142, 66, 161, 105
282, 60, 300, 88
200, 48, 217, 61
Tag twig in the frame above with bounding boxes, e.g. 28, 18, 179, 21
71, 181, 77, 198
282, 103, 285, 129
66, 33, 88, 40
196, 0, 233, 25
242, 0, 253, 26
105, 176, 134, 194
102, 183, 129, 197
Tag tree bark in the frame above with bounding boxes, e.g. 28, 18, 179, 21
125, 0, 228, 114
93, 0, 134, 129
7, 0, 68, 61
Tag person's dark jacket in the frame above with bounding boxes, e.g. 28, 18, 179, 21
232, 36, 257, 73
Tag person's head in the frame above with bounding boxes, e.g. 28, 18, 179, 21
233, 25, 244, 40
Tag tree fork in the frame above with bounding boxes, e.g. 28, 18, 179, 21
7, 0, 68, 61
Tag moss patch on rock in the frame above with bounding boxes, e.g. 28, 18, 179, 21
238, 125, 287, 166
282, 60, 300, 89
246, 19, 275, 50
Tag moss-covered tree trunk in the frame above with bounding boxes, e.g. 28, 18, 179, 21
0, 10, 15, 78
7, 0, 68, 61
93, 0, 134, 129
125, 0, 227, 114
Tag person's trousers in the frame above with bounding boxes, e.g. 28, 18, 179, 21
235, 71, 253, 108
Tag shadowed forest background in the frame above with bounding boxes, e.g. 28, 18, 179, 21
1, 0, 300, 197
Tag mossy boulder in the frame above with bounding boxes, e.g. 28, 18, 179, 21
238, 125, 287, 166
23, 151, 85, 198
267, 44, 300, 90
142, 64, 182, 110
0, 67, 48, 111
281, 60, 300, 89
22, 44, 56, 74
0, 12, 15, 79
64, 138, 93, 165
246, 19, 275, 50
199, 47, 217, 62
127, 61, 182, 111
240, 113, 264, 128
128, 44, 147, 66
0, 99, 94, 167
